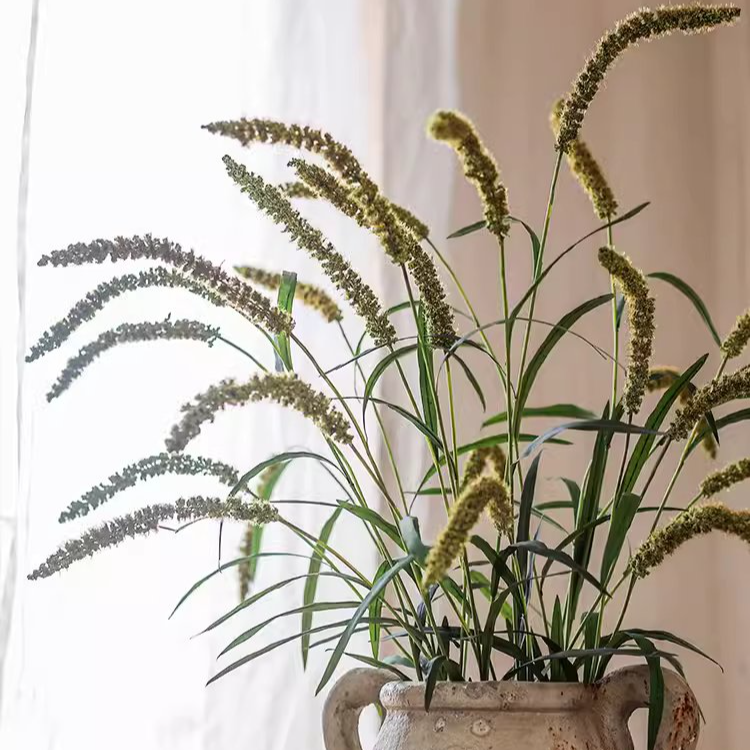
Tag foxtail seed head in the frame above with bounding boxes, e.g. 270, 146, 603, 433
235, 266, 342, 323
36, 235, 291, 335
556, 5, 740, 152
223, 157, 396, 347
721, 309, 750, 359
166, 373, 353, 453
629, 502, 750, 579
648, 366, 717, 458
669, 367, 750, 440
47, 319, 219, 401
599, 247, 655, 414
550, 98, 618, 220
58, 453, 239, 524
428, 110, 510, 241
29, 497, 278, 580
423, 476, 507, 588
701, 458, 750, 497
26, 267, 227, 363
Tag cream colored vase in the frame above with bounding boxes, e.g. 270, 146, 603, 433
322, 666, 699, 750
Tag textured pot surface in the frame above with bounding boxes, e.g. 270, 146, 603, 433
322, 666, 700, 750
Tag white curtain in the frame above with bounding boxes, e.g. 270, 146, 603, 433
0, 1, 457, 749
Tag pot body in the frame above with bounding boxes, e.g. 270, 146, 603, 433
322, 666, 700, 750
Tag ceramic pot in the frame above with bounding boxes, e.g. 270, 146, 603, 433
322, 666, 699, 750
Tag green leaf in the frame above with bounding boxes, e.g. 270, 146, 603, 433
302, 507, 344, 668
361, 344, 418, 422
615, 294, 626, 332
316, 555, 416, 694
620, 354, 708, 494
705, 409, 720, 445
648, 271, 721, 347
416, 306, 440, 455
356, 396, 443, 448
220, 601, 358, 657
399, 517, 430, 565
505, 540, 606, 595
200, 571, 364, 634
169, 552, 310, 619
423, 655, 447, 710
600, 492, 640, 584
274, 271, 297, 371
208, 618, 398, 685
483, 403, 595, 428
521, 419, 661, 459
343, 652, 410, 681
502, 646, 676, 681
583, 611, 600, 683
416, 433, 571, 489
551, 597, 564, 682
453, 353, 486, 412
687, 407, 750, 456
631, 636, 664, 750
513, 294, 613, 435
560, 478, 581, 520
516, 454, 541, 580
447, 220, 486, 239
368, 560, 390, 660
244, 460, 291, 585
509, 215, 541, 274
338, 502, 404, 549
230, 450, 343, 497
509, 203, 650, 326
567, 404, 612, 633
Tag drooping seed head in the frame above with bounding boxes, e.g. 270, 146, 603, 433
557, 5, 740, 152
599, 247, 655, 414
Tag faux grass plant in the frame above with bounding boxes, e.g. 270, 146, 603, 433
29, 6, 747, 747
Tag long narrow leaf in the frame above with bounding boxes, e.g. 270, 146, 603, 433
274, 271, 296, 370
522, 419, 661, 459
513, 294, 613, 437
221, 601, 358, 656
648, 271, 721, 347
169, 552, 310, 619
231, 451, 343, 497
484, 403, 595, 428
301, 508, 343, 667
316, 556, 416, 694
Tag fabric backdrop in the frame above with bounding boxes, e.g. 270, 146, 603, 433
1, 1, 748, 749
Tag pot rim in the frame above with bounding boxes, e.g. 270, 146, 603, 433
379, 679, 599, 712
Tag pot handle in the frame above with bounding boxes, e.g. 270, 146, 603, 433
322, 668, 394, 750
599, 664, 700, 750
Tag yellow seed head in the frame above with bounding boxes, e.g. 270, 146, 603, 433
550, 99, 618, 220
599, 247, 655, 414
721, 309, 750, 359
279, 181, 318, 199
647, 366, 716, 458
557, 5, 740, 152
223, 156, 396, 346
428, 110, 510, 241
166, 373, 353, 452
669, 366, 750, 440
701, 458, 750, 497
235, 265, 342, 323
629, 502, 750, 579
423, 476, 505, 588
461, 445, 507, 489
